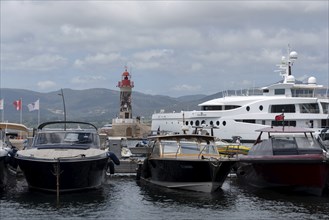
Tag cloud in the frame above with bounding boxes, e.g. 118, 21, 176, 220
3, 54, 67, 71
37, 80, 57, 90
132, 49, 174, 61
74, 53, 123, 69
1, 1, 328, 97
172, 84, 202, 93
71, 75, 106, 85
20, 54, 67, 71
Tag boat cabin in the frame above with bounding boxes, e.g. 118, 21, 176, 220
30, 121, 101, 150
249, 127, 326, 156
149, 135, 219, 158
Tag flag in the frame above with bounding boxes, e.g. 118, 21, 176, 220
27, 99, 40, 112
275, 113, 284, 121
0, 99, 3, 110
13, 99, 22, 111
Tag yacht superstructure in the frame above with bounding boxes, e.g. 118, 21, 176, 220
151, 48, 329, 143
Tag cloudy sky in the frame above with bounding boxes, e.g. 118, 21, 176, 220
1, 1, 328, 97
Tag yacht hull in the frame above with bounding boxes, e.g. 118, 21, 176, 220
0, 156, 8, 191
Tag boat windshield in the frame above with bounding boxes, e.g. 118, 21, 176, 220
33, 131, 99, 149
154, 138, 218, 157
249, 134, 324, 156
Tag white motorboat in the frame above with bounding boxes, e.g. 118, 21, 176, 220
151, 48, 329, 143
0, 123, 29, 191
14, 121, 120, 193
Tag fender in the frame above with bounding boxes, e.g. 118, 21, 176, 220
106, 151, 120, 165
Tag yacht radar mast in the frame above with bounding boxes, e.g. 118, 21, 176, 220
276, 45, 298, 83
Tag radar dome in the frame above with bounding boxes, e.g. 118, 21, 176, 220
308, 76, 317, 85
289, 51, 298, 60
286, 75, 295, 83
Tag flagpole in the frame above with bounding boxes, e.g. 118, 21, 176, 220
20, 98, 23, 124
1, 99, 4, 122
38, 99, 40, 125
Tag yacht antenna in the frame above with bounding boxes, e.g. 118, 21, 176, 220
275, 45, 298, 83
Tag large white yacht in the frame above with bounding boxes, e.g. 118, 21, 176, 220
151, 48, 329, 143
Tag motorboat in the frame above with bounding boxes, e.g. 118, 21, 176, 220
0, 122, 29, 191
14, 121, 120, 193
151, 47, 329, 143
0, 128, 11, 191
317, 128, 329, 150
236, 126, 329, 196
216, 140, 250, 156
136, 134, 237, 193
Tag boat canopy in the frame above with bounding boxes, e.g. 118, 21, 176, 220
0, 123, 29, 132
249, 127, 325, 156
149, 134, 218, 158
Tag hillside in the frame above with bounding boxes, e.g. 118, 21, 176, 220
0, 88, 210, 128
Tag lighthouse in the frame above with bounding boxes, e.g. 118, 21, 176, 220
100, 67, 150, 138
117, 68, 134, 119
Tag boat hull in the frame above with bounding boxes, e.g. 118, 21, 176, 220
236, 155, 329, 196
0, 156, 8, 191
140, 158, 235, 193
16, 156, 109, 193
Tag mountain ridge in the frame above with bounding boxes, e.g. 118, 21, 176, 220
0, 88, 212, 128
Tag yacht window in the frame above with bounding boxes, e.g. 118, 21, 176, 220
270, 104, 295, 113
274, 89, 285, 95
235, 120, 256, 124
225, 105, 240, 110
259, 105, 263, 111
210, 121, 214, 126
321, 119, 329, 128
300, 103, 320, 113
195, 120, 200, 126
201, 106, 222, 111
291, 88, 314, 97
246, 106, 250, 111
216, 121, 220, 126
263, 89, 269, 93
190, 121, 194, 126
201, 120, 206, 125
185, 121, 189, 125
223, 121, 226, 126
321, 102, 329, 114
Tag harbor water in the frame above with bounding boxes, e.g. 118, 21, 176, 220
1, 175, 329, 220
